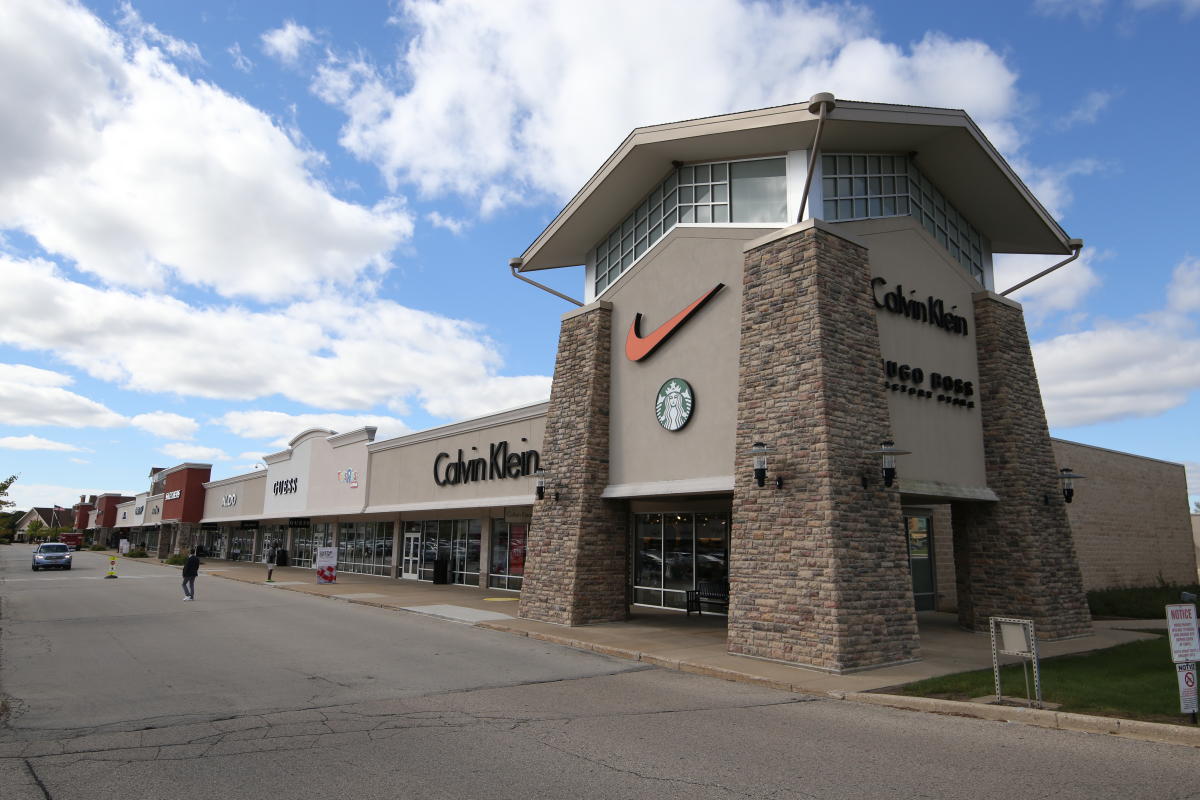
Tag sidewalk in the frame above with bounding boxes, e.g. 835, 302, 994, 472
148, 554, 1198, 748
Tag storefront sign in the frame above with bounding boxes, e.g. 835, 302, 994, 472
872, 277, 969, 336
220, 493, 237, 507
315, 547, 337, 584
165, 490, 181, 500
504, 507, 532, 524
626, 283, 725, 361
655, 378, 694, 431
883, 360, 975, 408
121, 511, 127, 520
288, 517, 311, 528
1167, 604, 1200, 662
134, 505, 144, 515
337, 468, 360, 488
240, 520, 259, 530
433, 441, 541, 487
273, 477, 299, 495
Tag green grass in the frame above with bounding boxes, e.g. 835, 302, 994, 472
1088, 583, 1200, 618
896, 633, 1194, 725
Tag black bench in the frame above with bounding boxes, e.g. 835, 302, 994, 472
685, 581, 729, 616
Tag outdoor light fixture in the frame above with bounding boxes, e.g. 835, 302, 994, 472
1058, 467, 1085, 504
863, 441, 911, 488
749, 441, 781, 489
534, 467, 546, 501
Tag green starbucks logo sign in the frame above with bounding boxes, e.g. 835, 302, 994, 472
655, 378, 694, 431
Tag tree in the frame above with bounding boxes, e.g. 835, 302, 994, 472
0, 474, 15, 510
25, 519, 46, 541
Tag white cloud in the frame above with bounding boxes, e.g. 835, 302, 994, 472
0, 0, 413, 302
1130, 0, 1200, 17
1016, 158, 1105, 221
117, 2, 203, 62
130, 411, 199, 440
426, 211, 469, 235
160, 442, 229, 462
1056, 89, 1115, 130
993, 249, 1103, 324
1167, 257, 1200, 313
0, 257, 550, 422
228, 41, 253, 73
6, 483, 102, 510
313, 0, 1021, 211
219, 411, 410, 448
1035, 258, 1200, 428
1033, 0, 1108, 20
69, 457, 89, 465
0, 362, 126, 428
261, 20, 316, 65
0, 435, 85, 452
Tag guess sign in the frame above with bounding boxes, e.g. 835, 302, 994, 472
273, 477, 299, 496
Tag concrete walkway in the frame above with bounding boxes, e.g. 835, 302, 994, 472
179, 556, 1156, 694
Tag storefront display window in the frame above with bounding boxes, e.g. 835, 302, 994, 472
417, 519, 481, 585
633, 512, 729, 610
336, 521, 394, 576
488, 521, 526, 591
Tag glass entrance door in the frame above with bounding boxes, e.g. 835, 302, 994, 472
905, 515, 935, 611
401, 532, 420, 579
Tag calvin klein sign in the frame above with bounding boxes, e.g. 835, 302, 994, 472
872, 277, 969, 336
434, 441, 540, 487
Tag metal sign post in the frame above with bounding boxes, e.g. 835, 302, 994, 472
989, 617, 1042, 708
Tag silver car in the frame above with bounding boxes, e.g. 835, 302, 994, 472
32, 543, 72, 571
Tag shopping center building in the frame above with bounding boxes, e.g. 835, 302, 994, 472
74, 95, 1196, 674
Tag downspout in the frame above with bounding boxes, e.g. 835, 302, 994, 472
797, 92, 837, 223
509, 258, 584, 307
999, 239, 1084, 296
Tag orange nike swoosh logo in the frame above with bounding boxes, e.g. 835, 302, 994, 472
625, 283, 724, 362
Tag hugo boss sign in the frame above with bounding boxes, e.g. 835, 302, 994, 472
434, 441, 540, 487
273, 477, 299, 495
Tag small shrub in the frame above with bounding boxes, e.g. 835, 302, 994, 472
164, 554, 187, 566
125, 547, 149, 558
0, 537, 11, 545
89, 544, 107, 551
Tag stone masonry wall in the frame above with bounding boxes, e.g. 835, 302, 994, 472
519, 302, 629, 625
1051, 439, 1196, 589
728, 224, 919, 672
953, 293, 1091, 639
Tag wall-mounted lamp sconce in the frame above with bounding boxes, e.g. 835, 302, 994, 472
749, 441, 782, 489
1057, 467, 1084, 504
863, 440, 911, 488
534, 467, 559, 501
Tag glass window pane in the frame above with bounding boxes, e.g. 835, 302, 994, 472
713, 204, 729, 223
679, 205, 694, 223
712, 184, 727, 202
729, 158, 786, 223
680, 166, 694, 184
823, 177, 837, 198
823, 199, 837, 219
695, 204, 711, 223
822, 154, 836, 173
635, 514, 662, 589
712, 162, 727, 181
696, 184, 711, 203
852, 155, 866, 174
663, 514, 693, 592
695, 164, 710, 183
854, 198, 867, 218
679, 186, 694, 204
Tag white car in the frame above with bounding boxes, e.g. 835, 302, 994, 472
32, 543, 72, 571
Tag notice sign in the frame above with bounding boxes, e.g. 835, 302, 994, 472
1177, 663, 1198, 713
1166, 604, 1200, 662
315, 547, 337, 584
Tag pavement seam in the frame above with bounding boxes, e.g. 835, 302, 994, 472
113, 553, 1200, 750
23, 758, 52, 800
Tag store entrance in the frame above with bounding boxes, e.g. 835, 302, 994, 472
905, 513, 936, 611
632, 511, 729, 611
401, 532, 420, 579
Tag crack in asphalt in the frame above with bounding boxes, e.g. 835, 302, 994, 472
22, 759, 52, 799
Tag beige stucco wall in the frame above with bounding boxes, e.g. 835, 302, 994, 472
144, 494, 164, 526
202, 472, 266, 520
307, 430, 372, 515
367, 407, 545, 510
839, 216, 988, 491
603, 226, 771, 489
1052, 439, 1196, 589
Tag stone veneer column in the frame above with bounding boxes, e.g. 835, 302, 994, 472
728, 223, 919, 672
519, 301, 629, 625
952, 292, 1091, 639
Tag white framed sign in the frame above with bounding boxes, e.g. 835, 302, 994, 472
1166, 604, 1199, 663
315, 546, 337, 584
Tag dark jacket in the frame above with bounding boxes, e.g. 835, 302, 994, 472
182, 554, 200, 577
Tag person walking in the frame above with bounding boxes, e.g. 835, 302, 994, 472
264, 540, 277, 583
182, 548, 200, 601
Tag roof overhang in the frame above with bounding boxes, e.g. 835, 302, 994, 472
519, 99, 1072, 271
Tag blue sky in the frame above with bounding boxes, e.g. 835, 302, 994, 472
2, 0, 1198, 511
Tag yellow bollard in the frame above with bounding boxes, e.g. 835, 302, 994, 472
104, 555, 118, 579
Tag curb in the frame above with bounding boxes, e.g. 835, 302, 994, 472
124, 555, 1200, 749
